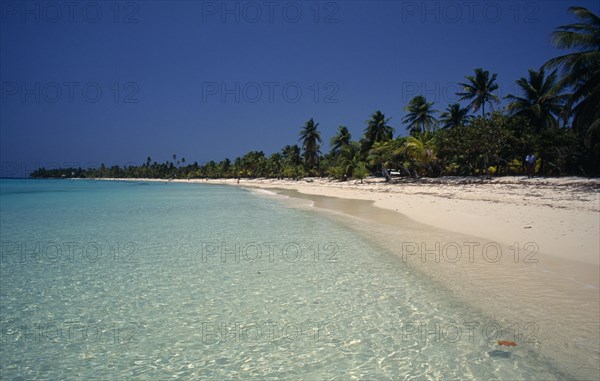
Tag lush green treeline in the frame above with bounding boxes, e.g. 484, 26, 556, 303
31, 7, 600, 180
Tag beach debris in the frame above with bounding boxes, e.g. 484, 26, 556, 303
497, 340, 517, 347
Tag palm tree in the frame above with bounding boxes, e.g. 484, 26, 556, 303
402, 95, 439, 135
363, 111, 393, 152
338, 141, 363, 180
439, 103, 472, 129
241, 151, 266, 178
299, 118, 322, 171
220, 158, 231, 177
402, 134, 438, 177
352, 162, 369, 183
457, 68, 500, 116
367, 140, 395, 180
506, 68, 569, 132
330, 125, 352, 155
544, 6, 600, 148
266, 153, 283, 178
281, 145, 302, 166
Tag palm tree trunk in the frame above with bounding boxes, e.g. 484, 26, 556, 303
381, 162, 391, 182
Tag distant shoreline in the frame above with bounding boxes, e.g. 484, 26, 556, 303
80, 176, 600, 265
13, 175, 600, 265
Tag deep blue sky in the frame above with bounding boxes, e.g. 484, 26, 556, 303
1, 0, 598, 176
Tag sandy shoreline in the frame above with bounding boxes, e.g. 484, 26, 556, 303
92, 175, 599, 378
133, 176, 599, 265
95, 175, 599, 268
95, 176, 599, 266
200, 176, 600, 379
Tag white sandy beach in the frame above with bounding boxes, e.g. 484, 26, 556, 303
98, 176, 600, 378
199, 177, 599, 265
101, 175, 599, 274
101, 175, 599, 269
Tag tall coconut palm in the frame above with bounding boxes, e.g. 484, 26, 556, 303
456, 68, 500, 116
330, 125, 352, 155
544, 6, 600, 148
363, 111, 394, 152
402, 95, 439, 135
299, 118, 322, 170
506, 68, 570, 132
439, 103, 472, 129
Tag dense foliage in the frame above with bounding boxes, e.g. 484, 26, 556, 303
32, 7, 600, 180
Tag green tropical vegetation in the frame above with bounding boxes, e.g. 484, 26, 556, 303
457, 68, 500, 116
543, 6, 600, 155
402, 96, 438, 135
440, 103, 473, 129
299, 118, 322, 175
32, 7, 600, 180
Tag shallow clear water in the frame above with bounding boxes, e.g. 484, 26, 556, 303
0, 179, 579, 380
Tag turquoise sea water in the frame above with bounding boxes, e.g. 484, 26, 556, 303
0, 179, 577, 380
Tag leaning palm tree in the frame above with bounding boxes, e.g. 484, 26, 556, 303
299, 118, 322, 171
329, 125, 352, 155
363, 111, 394, 152
439, 103, 472, 129
402, 95, 439, 135
456, 68, 500, 116
543, 6, 600, 148
506, 68, 570, 132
